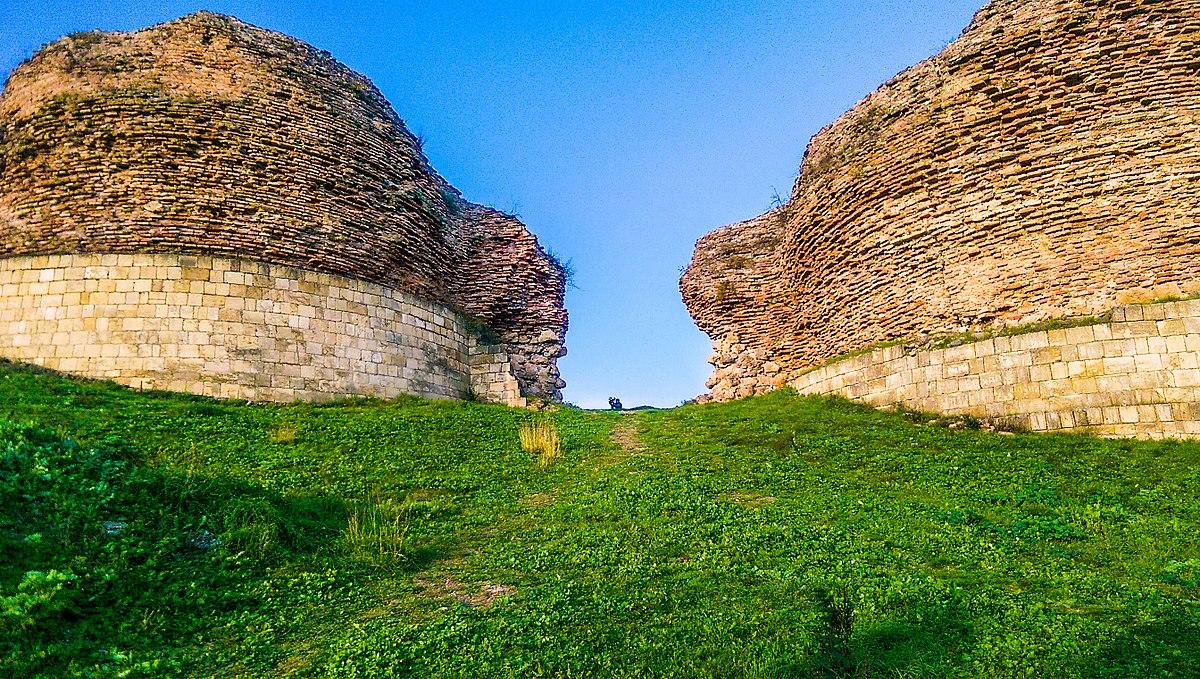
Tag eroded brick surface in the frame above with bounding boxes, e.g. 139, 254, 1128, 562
0, 12, 566, 401
682, 0, 1200, 405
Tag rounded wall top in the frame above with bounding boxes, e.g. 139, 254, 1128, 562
3, 12, 479, 304
0, 12, 570, 399
683, 0, 1200, 392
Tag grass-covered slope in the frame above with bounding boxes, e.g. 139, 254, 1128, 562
1, 360, 1198, 677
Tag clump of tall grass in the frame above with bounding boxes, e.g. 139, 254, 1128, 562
269, 426, 297, 445
222, 496, 280, 559
345, 493, 408, 563
813, 587, 860, 676
519, 419, 562, 467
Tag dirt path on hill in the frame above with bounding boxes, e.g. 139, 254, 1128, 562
582, 417, 649, 473
610, 420, 646, 452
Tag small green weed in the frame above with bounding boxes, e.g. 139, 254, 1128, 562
714, 280, 736, 303
724, 255, 751, 270
1, 569, 78, 630
66, 31, 105, 47
546, 248, 576, 288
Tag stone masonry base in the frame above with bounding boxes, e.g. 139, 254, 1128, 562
790, 300, 1200, 439
0, 253, 525, 405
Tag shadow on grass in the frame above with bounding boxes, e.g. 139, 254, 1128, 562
793, 594, 1199, 678
0, 423, 449, 676
1079, 614, 1200, 678
766, 588, 972, 678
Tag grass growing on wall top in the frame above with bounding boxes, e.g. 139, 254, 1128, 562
926, 313, 1115, 349
0, 360, 1198, 677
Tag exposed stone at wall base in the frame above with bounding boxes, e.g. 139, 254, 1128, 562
789, 300, 1200, 440
0, 253, 527, 405
467, 342, 524, 407
703, 336, 789, 402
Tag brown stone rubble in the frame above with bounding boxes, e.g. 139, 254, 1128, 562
0, 11, 567, 400
682, 0, 1200, 402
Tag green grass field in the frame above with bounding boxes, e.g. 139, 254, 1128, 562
2, 360, 1198, 677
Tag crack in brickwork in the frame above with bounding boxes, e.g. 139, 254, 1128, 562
682, 0, 1200, 404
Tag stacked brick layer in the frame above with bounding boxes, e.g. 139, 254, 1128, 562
683, 0, 1200, 406
0, 12, 566, 400
0, 254, 525, 405
792, 300, 1200, 440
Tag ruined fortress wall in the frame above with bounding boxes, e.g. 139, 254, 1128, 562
0, 12, 566, 402
683, 0, 1200, 407
451, 206, 568, 400
791, 300, 1200, 440
0, 254, 524, 404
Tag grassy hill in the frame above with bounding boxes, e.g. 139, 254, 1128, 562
1, 360, 1198, 677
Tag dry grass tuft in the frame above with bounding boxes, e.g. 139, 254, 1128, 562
269, 426, 298, 444
519, 419, 562, 467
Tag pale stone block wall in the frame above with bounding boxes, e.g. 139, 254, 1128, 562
790, 300, 1200, 439
0, 253, 525, 405
467, 341, 524, 407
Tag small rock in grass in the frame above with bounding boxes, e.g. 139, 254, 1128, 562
102, 520, 127, 536
188, 529, 220, 550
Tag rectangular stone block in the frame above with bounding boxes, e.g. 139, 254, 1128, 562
1104, 357, 1137, 378
1064, 325, 1096, 344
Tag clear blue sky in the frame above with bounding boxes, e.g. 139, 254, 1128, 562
1, 0, 983, 408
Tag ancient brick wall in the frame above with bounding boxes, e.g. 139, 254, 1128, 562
791, 300, 1200, 440
683, 0, 1200, 406
451, 206, 568, 400
0, 254, 526, 405
0, 12, 566, 401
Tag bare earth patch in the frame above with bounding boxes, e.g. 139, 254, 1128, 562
415, 576, 516, 609
519, 491, 557, 507
611, 422, 646, 452
724, 491, 777, 509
